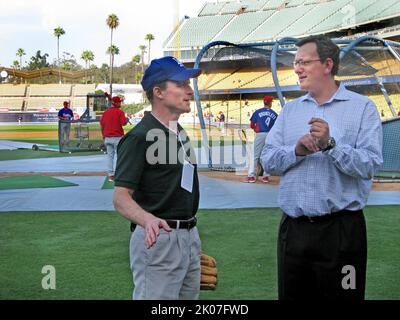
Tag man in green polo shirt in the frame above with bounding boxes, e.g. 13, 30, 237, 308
113, 56, 202, 300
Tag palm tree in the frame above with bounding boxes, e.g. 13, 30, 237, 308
53, 26, 66, 84
106, 13, 119, 97
145, 33, 155, 65
132, 54, 141, 84
107, 45, 120, 89
81, 50, 95, 84
89, 64, 98, 83
16, 48, 25, 69
139, 45, 147, 74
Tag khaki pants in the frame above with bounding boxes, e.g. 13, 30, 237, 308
130, 225, 201, 300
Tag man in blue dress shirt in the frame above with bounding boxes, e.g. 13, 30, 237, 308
262, 35, 383, 300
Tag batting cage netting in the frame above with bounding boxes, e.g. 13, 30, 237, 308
58, 119, 104, 153
192, 36, 400, 173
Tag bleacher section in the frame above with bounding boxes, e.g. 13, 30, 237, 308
198, 67, 298, 91
29, 84, 72, 97
198, 2, 226, 16
0, 84, 27, 96
220, 1, 247, 14
243, 0, 269, 12
165, 0, 400, 52
26, 98, 67, 111
245, 5, 314, 42
352, 0, 399, 26
263, 0, 287, 9
0, 98, 24, 111
213, 11, 275, 43
199, 91, 400, 125
199, 98, 284, 124
307, 0, 375, 35
286, 0, 306, 7
167, 14, 235, 48
369, 94, 400, 119
72, 97, 87, 107
0, 84, 96, 112
73, 84, 96, 96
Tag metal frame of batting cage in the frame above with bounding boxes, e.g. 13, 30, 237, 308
193, 36, 400, 171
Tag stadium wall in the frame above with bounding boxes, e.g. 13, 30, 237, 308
0, 111, 58, 123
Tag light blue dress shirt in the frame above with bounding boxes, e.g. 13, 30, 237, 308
261, 82, 383, 217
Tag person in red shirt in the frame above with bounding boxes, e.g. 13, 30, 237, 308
100, 96, 128, 181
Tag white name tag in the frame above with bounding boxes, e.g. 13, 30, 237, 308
181, 160, 194, 193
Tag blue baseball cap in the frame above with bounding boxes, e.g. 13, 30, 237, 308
141, 56, 201, 91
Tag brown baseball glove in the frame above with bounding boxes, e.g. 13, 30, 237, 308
200, 253, 218, 290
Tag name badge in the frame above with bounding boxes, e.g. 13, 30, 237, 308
181, 160, 194, 193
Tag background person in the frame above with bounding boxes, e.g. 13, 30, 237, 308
113, 56, 202, 300
100, 96, 128, 182
243, 95, 277, 183
218, 111, 225, 134
262, 35, 383, 300
58, 101, 73, 147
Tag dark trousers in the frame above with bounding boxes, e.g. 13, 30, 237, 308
278, 210, 367, 300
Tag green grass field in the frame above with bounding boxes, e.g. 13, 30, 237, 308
0, 206, 399, 300
0, 123, 245, 158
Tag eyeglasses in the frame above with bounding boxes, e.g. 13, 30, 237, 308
292, 59, 322, 67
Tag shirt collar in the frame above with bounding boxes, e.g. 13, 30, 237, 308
300, 81, 351, 104
144, 111, 183, 135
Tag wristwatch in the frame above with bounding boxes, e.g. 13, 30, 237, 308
322, 137, 336, 152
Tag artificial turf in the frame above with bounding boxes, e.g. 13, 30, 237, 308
0, 176, 78, 190
0, 206, 399, 300
101, 176, 114, 190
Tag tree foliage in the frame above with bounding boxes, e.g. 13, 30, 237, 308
27, 51, 50, 70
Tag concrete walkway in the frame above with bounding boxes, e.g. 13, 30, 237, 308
0, 150, 399, 212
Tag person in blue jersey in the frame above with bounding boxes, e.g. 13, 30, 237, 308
218, 110, 226, 134
58, 101, 74, 147
243, 95, 277, 183
261, 35, 383, 300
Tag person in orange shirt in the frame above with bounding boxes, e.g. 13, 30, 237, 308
100, 96, 128, 181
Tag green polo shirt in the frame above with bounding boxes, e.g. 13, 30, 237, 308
114, 111, 199, 220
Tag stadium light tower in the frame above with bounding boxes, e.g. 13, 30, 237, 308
238, 79, 242, 129
173, 0, 181, 59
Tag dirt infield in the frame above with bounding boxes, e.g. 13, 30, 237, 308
0, 170, 399, 191
199, 170, 400, 191
0, 131, 58, 139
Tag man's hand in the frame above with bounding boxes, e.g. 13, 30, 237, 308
113, 186, 172, 249
295, 134, 321, 156
308, 117, 330, 149
143, 216, 172, 249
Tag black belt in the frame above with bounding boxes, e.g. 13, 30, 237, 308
293, 209, 363, 223
165, 217, 197, 230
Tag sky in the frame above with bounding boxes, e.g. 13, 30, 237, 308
0, 0, 208, 68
